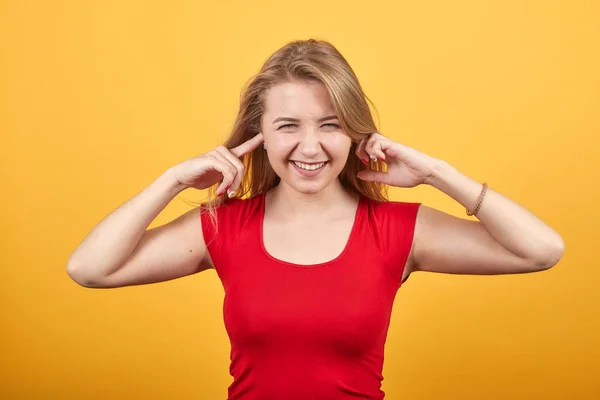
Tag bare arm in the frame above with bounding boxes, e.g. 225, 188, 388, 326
353, 133, 564, 281
66, 168, 211, 288
406, 162, 565, 279
66, 134, 264, 289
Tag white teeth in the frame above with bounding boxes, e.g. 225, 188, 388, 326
292, 161, 325, 171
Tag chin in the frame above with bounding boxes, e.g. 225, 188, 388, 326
288, 181, 328, 195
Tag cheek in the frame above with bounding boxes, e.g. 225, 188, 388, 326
322, 134, 352, 160
265, 132, 352, 162
267, 135, 296, 160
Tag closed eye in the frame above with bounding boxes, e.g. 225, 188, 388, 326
277, 123, 340, 130
277, 124, 296, 129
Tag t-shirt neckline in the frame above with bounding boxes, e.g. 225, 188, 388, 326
258, 193, 365, 269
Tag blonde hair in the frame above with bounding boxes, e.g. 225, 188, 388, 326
202, 39, 388, 225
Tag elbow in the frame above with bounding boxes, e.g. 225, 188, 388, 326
531, 237, 565, 271
66, 259, 97, 288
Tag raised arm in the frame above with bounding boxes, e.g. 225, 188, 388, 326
66, 169, 210, 288
356, 132, 565, 281
66, 133, 264, 289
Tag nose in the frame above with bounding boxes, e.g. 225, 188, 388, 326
297, 128, 321, 158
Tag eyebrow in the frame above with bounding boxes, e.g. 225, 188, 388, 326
272, 115, 339, 124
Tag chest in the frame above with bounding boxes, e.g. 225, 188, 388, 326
262, 217, 355, 265
222, 252, 399, 357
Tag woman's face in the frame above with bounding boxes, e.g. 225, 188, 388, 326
260, 80, 352, 195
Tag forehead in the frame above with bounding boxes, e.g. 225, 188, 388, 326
263, 80, 335, 117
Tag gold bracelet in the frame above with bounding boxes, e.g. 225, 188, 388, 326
466, 182, 488, 216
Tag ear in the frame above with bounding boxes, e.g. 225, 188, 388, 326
260, 131, 266, 149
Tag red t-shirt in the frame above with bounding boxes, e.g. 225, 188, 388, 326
200, 193, 421, 399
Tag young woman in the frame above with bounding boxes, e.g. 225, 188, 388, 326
67, 39, 565, 399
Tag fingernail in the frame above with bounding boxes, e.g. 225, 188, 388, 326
227, 190, 234, 198
370, 155, 377, 162
361, 158, 369, 165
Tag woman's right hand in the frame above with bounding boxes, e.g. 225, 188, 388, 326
171, 133, 264, 196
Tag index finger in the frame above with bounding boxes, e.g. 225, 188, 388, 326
230, 133, 264, 158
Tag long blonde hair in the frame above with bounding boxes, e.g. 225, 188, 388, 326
204, 39, 388, 220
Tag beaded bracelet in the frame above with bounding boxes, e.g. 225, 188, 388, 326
466, 182, 488, 216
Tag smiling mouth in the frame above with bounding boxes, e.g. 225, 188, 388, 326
290, 161, 328, 171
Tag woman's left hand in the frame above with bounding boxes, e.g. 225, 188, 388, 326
356, 132, 443, 188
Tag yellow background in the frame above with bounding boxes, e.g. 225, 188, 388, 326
1, 1, 598, 399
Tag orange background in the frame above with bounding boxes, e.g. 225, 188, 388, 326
1, 1, 598, 398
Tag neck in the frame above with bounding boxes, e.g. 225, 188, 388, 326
267, 180, 358, 218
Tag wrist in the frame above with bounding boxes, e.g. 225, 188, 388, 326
424, 160, 486, 213
160, 167, 187, 195
424, 159, 455, 188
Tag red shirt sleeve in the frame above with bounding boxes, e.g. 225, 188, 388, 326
369, 200, 421, 285
199, 197, 261, 281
